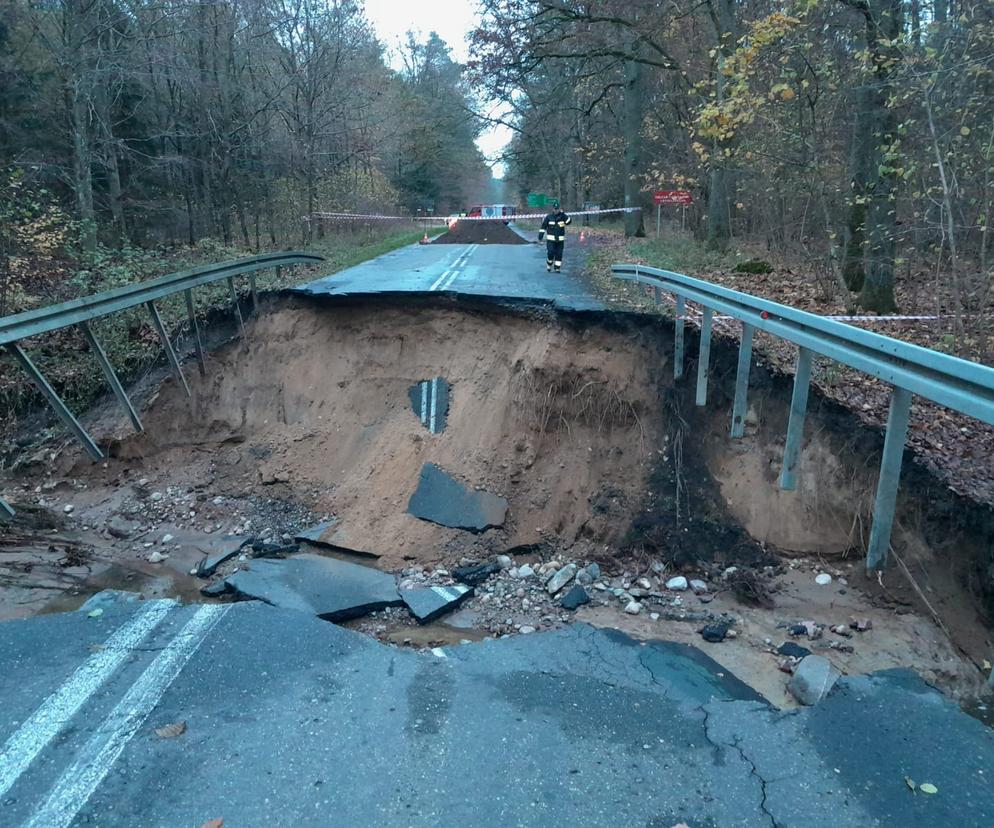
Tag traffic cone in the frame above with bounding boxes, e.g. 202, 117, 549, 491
420, 231, 429, 244
579, 229, 587, 243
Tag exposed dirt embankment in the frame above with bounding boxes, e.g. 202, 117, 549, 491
430, 220, 528, 244
110, 299, 667, 567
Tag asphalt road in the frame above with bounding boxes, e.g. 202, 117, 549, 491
1, 601, 992, 827
295, 232, 603, 310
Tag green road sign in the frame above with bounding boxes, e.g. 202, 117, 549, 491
527, 193, 547, 208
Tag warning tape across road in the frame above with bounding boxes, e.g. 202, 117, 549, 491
307, 207, 641, 222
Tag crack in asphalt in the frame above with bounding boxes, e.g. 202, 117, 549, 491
700, 703, 778, 828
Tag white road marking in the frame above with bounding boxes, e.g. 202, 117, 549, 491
429, 378, 438, 433
429, 245, 475, 291
24, 604, 230, 828
420, 380, 428, 425
0, 599, 176, 800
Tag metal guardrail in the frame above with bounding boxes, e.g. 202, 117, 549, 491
612, 262, 994, 571
0, 251, 323, 521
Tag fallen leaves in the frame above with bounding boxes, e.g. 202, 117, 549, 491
153, 720, 187, 739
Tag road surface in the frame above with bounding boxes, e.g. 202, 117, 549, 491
295, 234, 603, 310
1, 600, 992, 827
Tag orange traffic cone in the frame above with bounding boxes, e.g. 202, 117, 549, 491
420, 231, 429, 244
579, 229, 587, 243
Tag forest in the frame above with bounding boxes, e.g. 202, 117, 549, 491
1, 0, 992, 325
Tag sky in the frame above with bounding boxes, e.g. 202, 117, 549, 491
363, 0, 513, 178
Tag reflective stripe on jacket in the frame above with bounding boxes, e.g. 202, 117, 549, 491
540, 210, 571, 242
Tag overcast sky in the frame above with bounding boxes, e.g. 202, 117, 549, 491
363, 0, 512, 178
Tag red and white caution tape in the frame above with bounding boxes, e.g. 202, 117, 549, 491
307, 207, 640, 222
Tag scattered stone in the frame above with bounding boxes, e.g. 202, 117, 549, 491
546, 563, 578, 594
815, 573, 833, 586
832, 624, 853, 637
689, 579, 709, 594
649, 613, 660, 621
161, 533, 175, 545
777, 641, 812, 659
576, 569, 593, 586
722, 566, 738, 578
700, 623, 729, 643
224, 554, 403, 622
787, 655, 841, 706
63, 504, 75, 514
666, 576, 689, 591
516, 564, 535, 579
402, 584, 473, 624
497, 554, 513, 570
147, 550, 169, 563
849, 617, 873, 632
560, 585, 590, 611
788, 621, 823, 640
637, 577, 652, 591
454, 562, 500, 586
519, 625, 537, 634
407, 463, 507, 532
150, 492, 164, 502
107, 516, 137, 539
624, 600, 643, 615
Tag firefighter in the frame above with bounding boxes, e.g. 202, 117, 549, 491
538, 200, 571, 273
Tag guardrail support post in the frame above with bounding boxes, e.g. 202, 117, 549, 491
695, 307, 713, 406
184, 289, 206, 376
6, 343, 103, 460
0, 496, 15, 522
730, 323, 755, 438
653, 285, 662, 305
227, 276, 246, 338
866, 386, 912, 571
779, 347, 813, 490
146, 300, 190, 396
80, 321, 143, 433
674, 296, 685, 380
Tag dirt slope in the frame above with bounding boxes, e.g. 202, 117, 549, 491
430, 220, 528, 244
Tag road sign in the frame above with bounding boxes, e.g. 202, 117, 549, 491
653, 190, 693, 205
527, 193, 547, 208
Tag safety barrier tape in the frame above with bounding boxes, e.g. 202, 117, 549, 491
307, 207, 641, 222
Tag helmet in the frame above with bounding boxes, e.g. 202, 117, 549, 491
551, 199, 560, 209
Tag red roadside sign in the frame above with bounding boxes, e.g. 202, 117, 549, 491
653, 190, 693, 205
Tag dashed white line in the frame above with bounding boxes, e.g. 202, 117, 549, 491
429, 378, 438, 433
24, 604, 230, 828
0, 599, 176, 801
429, 245, 475, 291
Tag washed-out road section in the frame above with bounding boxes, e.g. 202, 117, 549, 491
1, 601, 992, 827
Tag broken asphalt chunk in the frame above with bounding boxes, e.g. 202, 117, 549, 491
195, 535, 251, 578
401, 584, 473, 624
223, 554, 402, 622
407, 463, 507, 532
409, 377, 450, 434
453, 562, 499, 585
293, 521, 381, 559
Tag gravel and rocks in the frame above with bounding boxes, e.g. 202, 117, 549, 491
788, 655, 841, 705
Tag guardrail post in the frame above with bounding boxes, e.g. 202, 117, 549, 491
0, 496, 15, 522
695, 307, 713, 406
866, 386, 912, 571
653, 285, 662, 305
145, 300, 190, 396
779, 347, 813, 490
80, 321, 143, 433
5, 343, 103, 460
184, 289, 206, 376
674, 296, 685, 380
227, 276, 246, 338
730, 323, 755, 438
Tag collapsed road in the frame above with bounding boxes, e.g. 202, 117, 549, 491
2, 226, 994, 826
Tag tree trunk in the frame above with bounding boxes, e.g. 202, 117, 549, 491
856, 0, 903, 313
706, 0, 738, 251
841, 85, 874, 292
71, 85, 96, 258
623, 55, 645, 238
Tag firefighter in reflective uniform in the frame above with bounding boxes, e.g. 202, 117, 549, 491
539, 201, 571, 272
